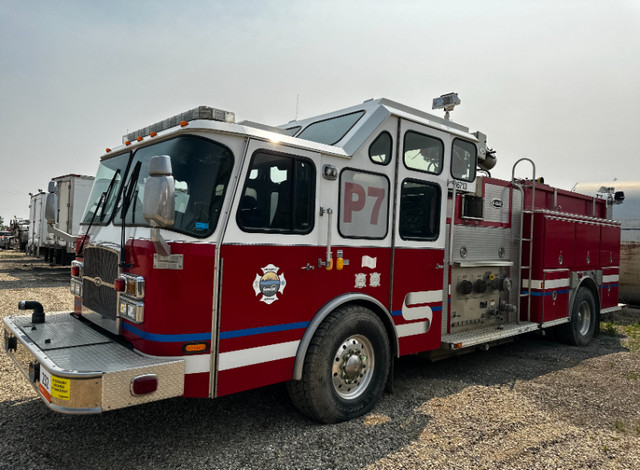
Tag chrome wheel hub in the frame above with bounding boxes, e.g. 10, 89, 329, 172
332, 335, 374, 399
576, 300, 592, 336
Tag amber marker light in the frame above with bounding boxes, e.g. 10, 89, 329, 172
325, 258, 333, 271
180, 120, 189, 127
125, 141, 132, 146
105, 148, 112, 153
150, 132, 157, 137
183, 342, 209, 354
136, 136, 143, 142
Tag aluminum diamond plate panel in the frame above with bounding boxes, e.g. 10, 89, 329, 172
45, 342, 182, 373
441, 321, 539, 348
102, 361, 185, 411
452, 225, 513, 262
483, 183, 511, 224
15, 313, 110, 351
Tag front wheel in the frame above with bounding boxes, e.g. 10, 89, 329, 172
558, 287, 597, 346
288, 305, 390, 423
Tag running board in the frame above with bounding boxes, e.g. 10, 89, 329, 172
441, 321, 540, 350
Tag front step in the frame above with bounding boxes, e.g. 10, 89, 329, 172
3, 312, 184, 413
441, 321, 540, 350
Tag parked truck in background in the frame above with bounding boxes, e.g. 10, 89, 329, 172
3, 95, 623, 422
27, 191, 49, 256
44, 174, 94, 265
0, 230, 12, 249
9, 218, 30, 251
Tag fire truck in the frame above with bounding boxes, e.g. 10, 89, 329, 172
3, 95, 622, 423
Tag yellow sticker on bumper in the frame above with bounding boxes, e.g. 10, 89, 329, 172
51, 376, 70, 400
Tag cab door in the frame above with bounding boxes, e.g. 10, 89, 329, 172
391, 120, 450, 355
216, 140, 321, 397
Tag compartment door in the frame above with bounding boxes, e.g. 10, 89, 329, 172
541, 268, 570, 323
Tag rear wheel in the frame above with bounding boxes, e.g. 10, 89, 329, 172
288, 305, 390, 423
558, 288, 597, 346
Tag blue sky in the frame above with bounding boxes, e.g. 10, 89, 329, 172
1, 0, 639, 219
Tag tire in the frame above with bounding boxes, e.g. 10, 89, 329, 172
558, 288, 597, 346
287, 305, 390, 423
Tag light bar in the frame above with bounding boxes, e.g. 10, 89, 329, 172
432, 93, 461, 112
123, 106, 236, 144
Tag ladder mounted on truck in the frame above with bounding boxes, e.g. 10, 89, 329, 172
511, 158, 536, 323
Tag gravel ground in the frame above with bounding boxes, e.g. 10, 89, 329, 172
1, 250, 639, 470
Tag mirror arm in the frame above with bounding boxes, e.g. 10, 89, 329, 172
150, 226, 171, 257
47, 224, 76, 244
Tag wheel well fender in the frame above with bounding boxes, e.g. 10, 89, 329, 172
292, 294, 398, 381
572, 276, 600, 318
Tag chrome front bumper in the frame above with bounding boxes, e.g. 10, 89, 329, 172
3, 312, 184, 414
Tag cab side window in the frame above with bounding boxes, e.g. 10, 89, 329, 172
369, 131, 392, 165
403, 131, 444, 175
339, 169, 390, 239
451, 138, 477, 182
399, 179, 441, 240
237, 152, 315, 233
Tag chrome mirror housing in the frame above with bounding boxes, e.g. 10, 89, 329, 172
45, 182, 58, 224
143, 155, 175, 228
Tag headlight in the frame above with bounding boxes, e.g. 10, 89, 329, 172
70, 278, 83, 296
113, 274, 145, 299
118, 297, 144, 323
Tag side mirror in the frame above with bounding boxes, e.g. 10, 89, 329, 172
45, 182, 58, 224
614, 191, 625, 204
143, 155, 175, 227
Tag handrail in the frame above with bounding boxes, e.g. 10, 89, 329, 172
511, 158, 536, 323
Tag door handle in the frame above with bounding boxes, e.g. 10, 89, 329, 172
301, 263, 315, 271
435, 264, 444, 269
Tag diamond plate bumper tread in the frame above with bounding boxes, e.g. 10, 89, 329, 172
441, 321, 539, 349
3, 312, 184, 414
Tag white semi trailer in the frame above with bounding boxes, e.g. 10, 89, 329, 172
44, 174, 94, 264
27, 191, 49, 256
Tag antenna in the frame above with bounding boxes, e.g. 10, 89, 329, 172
295, 94, 300, 121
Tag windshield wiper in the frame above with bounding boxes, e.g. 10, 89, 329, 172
99, 169, 120, 222
119, 161, 142, 268
79, 169, 121, 255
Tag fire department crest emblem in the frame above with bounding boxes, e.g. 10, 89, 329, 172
253, 264, 286, 304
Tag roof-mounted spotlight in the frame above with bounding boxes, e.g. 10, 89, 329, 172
432, 93, 461, 121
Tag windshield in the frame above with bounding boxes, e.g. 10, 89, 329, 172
82, 152, 129, 224
114, 135, 234, 237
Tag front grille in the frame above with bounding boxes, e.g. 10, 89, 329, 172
82, 246, 119, 320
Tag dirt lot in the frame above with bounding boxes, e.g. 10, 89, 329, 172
1, 250, 639, 470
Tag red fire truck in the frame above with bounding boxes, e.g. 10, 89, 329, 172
3, 95, 623, 423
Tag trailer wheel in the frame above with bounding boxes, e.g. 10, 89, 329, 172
558, 288, 597, 346
287, 305, 390, 423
